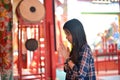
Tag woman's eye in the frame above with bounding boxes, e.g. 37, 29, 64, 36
66, 33, 69, 36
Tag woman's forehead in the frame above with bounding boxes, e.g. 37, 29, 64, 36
64, 29, 70, 34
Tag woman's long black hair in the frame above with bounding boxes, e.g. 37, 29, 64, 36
63, 19, 87, 64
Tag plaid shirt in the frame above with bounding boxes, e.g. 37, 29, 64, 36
64, 44, 96, 80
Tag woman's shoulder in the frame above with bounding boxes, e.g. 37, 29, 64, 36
80, 43, 93, 56
81, 43, 91, 51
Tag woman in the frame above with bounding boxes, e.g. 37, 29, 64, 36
58, 19, 96, 80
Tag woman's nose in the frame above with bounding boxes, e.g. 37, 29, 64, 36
66, 36, 67, 39
66, 36, 68, 40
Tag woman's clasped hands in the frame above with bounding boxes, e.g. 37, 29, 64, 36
58, 43, 70, 60
58, 43, 75, 69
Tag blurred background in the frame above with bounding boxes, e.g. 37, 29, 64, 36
0, 0, 120, 80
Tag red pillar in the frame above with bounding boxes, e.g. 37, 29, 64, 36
118, 51, 120, 75
44, 0, 56, 80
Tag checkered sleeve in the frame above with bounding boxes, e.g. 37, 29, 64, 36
72, 48, 91, 80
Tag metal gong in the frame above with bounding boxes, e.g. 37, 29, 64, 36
25, 38, 38, 51
17, 0, 45, 23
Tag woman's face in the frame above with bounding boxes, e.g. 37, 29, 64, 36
64, 29, 72, 43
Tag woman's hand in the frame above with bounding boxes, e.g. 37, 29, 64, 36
68, 60, 75, 69
58, 43, 70, 60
